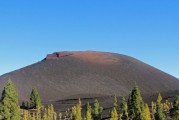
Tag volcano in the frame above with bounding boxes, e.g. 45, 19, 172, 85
0, 51, 178, 104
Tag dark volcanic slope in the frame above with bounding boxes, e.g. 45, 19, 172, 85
0, 51, 179, 102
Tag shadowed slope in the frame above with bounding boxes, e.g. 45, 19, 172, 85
0, 51, 179, 103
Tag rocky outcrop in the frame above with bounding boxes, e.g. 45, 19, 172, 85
46, 52, 74, 60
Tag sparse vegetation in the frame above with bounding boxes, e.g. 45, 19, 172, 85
0, 80, 178, 120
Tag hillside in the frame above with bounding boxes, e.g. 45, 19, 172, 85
0, 51, 179, 104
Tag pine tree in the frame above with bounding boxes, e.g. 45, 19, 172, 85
42, 108, 48, 120
127, 85, 145, 120
36, 109, 41, 120
92, 99, 103, 120
141, 104, 151, 120
151, 110, 155, 120
170, 93, 179, 120
163, 100, 170, 112
27, 111, 32, 120
72, 98, 82, 120
0, 80, 21, 120
76, 98, 82, 120
151, 101, 156, 120
110, 107, 118, 120
22, 110, 28, 120
85, 102, 92, 120
121, 97, 129, 120
47, 104, 57, 120
72, 106, 77, 120
26, 101, 30, 109
151, 101, 156, 113
155, 94, 166, 120
32, 112, 36, 120
59, 112, 62, 120
113, 95, 118, 108
22, 101, 26, 109
119, 113, 122, 120
53, 112, 57, 120
21, 101, 30, 110
30, 87, 42, 109
22, 110, 31, 120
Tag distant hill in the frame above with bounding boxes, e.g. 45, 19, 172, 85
0, 51, 179, 103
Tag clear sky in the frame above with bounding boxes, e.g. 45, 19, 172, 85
0, 0, 179, 78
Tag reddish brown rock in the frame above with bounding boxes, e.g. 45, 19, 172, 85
45, 51, 119, 64
46, 54, 58, 59
46, 52, 74, 60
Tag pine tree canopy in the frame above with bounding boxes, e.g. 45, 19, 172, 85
127, 85, 145, 120
0, 79, 20, 120
155, 93, 166, 120
110, 107, 118, 120
170, 93, 179, 120
30, 87, 42, 109
92, 99, 103, 120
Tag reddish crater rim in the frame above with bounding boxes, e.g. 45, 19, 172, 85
46, 51, 100, 59
45, 51, 120, 64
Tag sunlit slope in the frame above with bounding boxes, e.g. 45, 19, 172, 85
0, 51, 178, 102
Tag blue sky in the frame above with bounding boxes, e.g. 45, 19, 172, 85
0, 0, 179, 78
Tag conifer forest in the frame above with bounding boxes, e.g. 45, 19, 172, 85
0, 80, 179, 120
